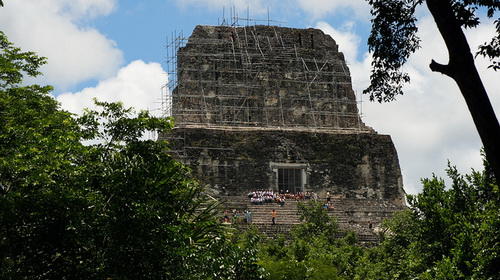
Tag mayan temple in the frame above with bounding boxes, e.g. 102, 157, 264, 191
160, 24, 406, 238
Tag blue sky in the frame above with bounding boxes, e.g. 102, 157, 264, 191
1, 0, 499, 195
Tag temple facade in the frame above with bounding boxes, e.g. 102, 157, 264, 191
160, 25, 406, 206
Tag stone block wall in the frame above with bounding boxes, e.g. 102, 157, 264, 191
172, 25, 365, 130
163, 24, 406, 211
163, 127, 405, 205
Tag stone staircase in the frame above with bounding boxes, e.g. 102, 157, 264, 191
248, 201, 301, 225
219, 195, 406, 244
326, 198, 405, 236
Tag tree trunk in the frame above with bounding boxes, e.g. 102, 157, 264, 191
426, 0, 500, 181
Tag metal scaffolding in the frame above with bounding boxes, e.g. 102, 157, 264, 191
163, 23, 367, 132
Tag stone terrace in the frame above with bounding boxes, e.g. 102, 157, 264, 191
220, 195, 406, 243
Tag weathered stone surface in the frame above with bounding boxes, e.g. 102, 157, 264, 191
173, 25, 366, 130
165, 127, 405, 205
162, 24, 407, 223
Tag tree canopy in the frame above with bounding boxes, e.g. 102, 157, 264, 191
249, 159, 499, 280
0, 31, 265, 279
374, 157, 500, 279
1, 31, 499, 276
365, 0, 500, 181
2, 2, 499, 277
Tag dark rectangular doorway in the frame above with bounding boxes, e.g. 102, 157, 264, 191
278, 168, 303, 194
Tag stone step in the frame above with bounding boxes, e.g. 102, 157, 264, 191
237, 224, 379, 244
219, 195, 406, 244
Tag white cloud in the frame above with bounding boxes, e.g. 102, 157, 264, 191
57, 60, 166, 117
353, 15, 498, 194
296, 0, 369, 20
52, 0, 116, 19
0, 0, 123, 90
314, 14, 499, 195
175, 0, 370, 23
176, 0, 269, 15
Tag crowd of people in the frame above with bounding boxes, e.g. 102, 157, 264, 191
220, 190, 334, 225
247, 190, 318, 206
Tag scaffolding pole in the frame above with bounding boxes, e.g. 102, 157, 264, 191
164, 25, 365, 131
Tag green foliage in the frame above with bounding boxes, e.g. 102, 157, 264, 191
293, 200, 339, 243
365, 0, 421, 102
263, 233, 288, 260
0, 32, 265, 279
84, 145, 220, 279
0, 31, 46, 87
255, 201, 373, 280
477, 19, 500, 70
376, 160, 500, 279
364, 1, 500, 273
259, 257, 308, 280
77, 98, 173, 148
0, 31, 81, 189
3, 23, 499, 280
254, 161, 499, 280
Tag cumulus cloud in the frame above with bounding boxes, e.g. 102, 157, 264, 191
175, 0, 370, 23
57, 60, 166, 117
0, 0, 123, 90
54, 0, 116, 19
296, 0, 369, 20
361, 16, 497, 194
176, 0, 269, 15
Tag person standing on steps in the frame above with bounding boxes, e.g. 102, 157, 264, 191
246, 210, 252, 224
271, 209, 277, 225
